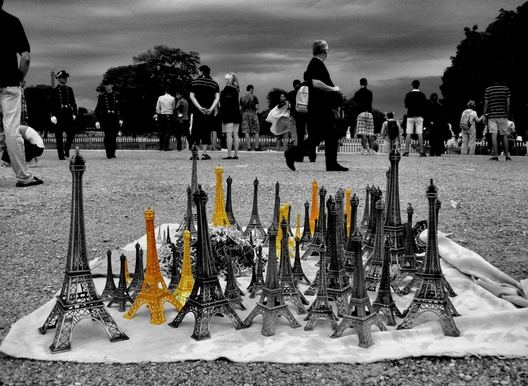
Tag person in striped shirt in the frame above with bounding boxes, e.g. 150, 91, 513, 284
483, 79, 511, 161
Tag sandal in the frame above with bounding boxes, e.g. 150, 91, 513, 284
16, 176, 44, 188
202, 154, 211, 160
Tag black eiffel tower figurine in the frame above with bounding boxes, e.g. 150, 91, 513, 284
243, 222, 301, 336
39, 149, 128, 353
372, 239, 404, 326
360, 185, 371, 233
364, 199, 385, 291
279, 218, 308, 314
177, 185, 197, 237
225, 176, 242, 231
325, 196, 353, 318
262, 182, 280, 246
224, 256, 246, 310
167, 243, 181, 292
128, 243, 144, 300
169, 185, 246, 340
331, 224, 388, 348
292, 237, 310, 285
107, 254, 134, 312
101, 249, 117, 298
299, 201, 312, 248
301, 186, 327, 260
304, 244, 338, 331
335, 189, 347, 255
248, 245, 266, 298
362, 187, 382, 259
397, 180, 460, 337
243, 178, 267, 239
344, 194, 360, 276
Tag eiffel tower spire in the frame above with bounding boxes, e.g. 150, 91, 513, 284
243, 178, 266, 239
211, 164, 230, 226
176, 185, 197, 236
39, 149, 128, 353
225, 176, 241, 231
101, 249, 117, 298
128, 243, 144, 300
292, 237, 310, 285
359, 185, 371, 233
299, 201, 312, 248
344, 193, 360, 275
345, 187, 351, 238
309, 180, 319, 235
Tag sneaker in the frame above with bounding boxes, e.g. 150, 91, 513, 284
505, 157, 512, 161
16, 176, 43, 187
489, 156, 498, 161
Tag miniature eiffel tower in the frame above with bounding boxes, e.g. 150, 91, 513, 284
248, 244, 266, 298
344, 194, 360, 276
345, 187, 351, 238
173, 229, 194, 310
372, 239, 404, 326
363, 187, 382, 259
300, 201, 312, 248
169, 186, 246, 340
292, 237, 310, 285
243, 177, 267, 239
211, 164, 230, 226
224, 256, 246, 310
38, 149, 128, 353
364, 199, 386, 291
295, 211, 302, 240
302, 186, 327, 260
279, 218, 308, 314
309, 180, 319, 235
167, 243, 181, 292
177, 185, 197, 237
225, 176, 242, 231
124, 258, 132, 283
325, 197, 353, 317
335, 189, 347, 252
101, 249, 117, 298
124, 207, 179, 324
128, 243, 144, 300
262, 182, 280, 246
107, 254, 134, 312
359, 185, 371, 233
331, 225, 388, 348
304, 244, 338, 331
243, 222, 301, 336
397, 180, 460, 336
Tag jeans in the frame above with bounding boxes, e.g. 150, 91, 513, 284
0, 86, 33, 184
461, 127, 476, 155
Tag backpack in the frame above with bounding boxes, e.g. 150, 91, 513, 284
387, 120, 399, 140
460, 110, 472, 131
295, 84, 309, 114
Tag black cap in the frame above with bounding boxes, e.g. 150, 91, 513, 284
55, 70, 69, 79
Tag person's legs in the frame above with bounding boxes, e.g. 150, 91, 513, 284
64, 128, 75, 157
490, 133, 498, 157
254, 133, 260, 150
461, 131, 469, 155
418, 134, 425, 155
404, 119, 414, 154
244, 132, 251, 150
224, 123, 233, 156
233, 123, 240, 157
468, 128, 476, 155
25, 142, 43, 162
54, 125, 65, 159
368, 135, 377, 153
361, 134, 368, 150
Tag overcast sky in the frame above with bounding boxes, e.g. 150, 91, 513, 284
6, 0, 525, 118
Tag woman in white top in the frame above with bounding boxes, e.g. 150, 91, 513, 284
460, 100, 483, 155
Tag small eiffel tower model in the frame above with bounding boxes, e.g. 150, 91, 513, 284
309, 180, 319, 236
279, 218, 308, 314
301, 186, 327, 260
248, 245, 266, 298
107, 254, 134, 312
128, 243, 144, 300
325, 196, 353, 318
169, 186, 246, 340
224, 256, 246, 310
299, 201, 312, 248
167, 243, 181, 292
362, 187, 382, 259
173, 229, 194, 310
359, 185, 371, 233
304, 243, 338, 331
344, 194, 360, 276
397, 179, 460, 336
225, 176, 242, 231
331, 225, 388, 348
262, 182, 280, 246
101, 249, 117, 298
38, 149, 128, 353
211, 164, 230, 226
345, 187, 351, 238
243, 177, 267, 239
124, 207, 179, 324
364, 199, 386, 291
372, 239, 404, 326
292, 237, 310, 285
177, 185, 197, 237
335, 189, 347, 254
243, 222, 301, 336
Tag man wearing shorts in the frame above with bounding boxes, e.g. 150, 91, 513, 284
483, 79, 511, 161
403, 80, 427, 157
240, 85, 261, 151
354, 78, 375, 154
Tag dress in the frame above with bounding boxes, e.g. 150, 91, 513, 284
190, 75, 219, 146
220, 86, 241, 127
95, 90, 123, 158
50, 83, 77, 158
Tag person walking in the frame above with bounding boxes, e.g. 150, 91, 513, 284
427, 93, 450, 156
50, 70, 77, 160
354, 78, 376, 154
95, 79, 123, 159
460, 100, 483, 155
220, 72, 241, 160
154, 88, 175, 151
287, 79, 312, 162
403, 80, 428, 157
240, 84, 261, 151
284, 40, 347, 172
483, 78, 511, 161
0, 0, 43, 187
174, 91, 190, 151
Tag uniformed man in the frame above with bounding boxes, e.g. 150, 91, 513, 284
50, 70, 77, 160
95, 79, 123, 159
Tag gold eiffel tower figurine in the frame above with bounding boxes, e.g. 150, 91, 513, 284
211, 164, 230, 226
309, 180, 319, 235
173, 229, 195, 310
124, 207, 179, 324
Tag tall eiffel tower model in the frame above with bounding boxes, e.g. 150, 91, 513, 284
225, 176, 242, 231
364, 199, 386, 291
38, 149, 128, 353
344, 194, 360, 276
243, 178, 267, 239
362, 187, 382, 259
248, 245, 266, 298
243, 222, 301, 336
359, 185, 371, 233
372, 239, 404, 326
128, 243, 144, 300
224, 256, 246, 310
101, 249, 117, 298
325, 196, 353, 318
292, 237, 310, 285
169, 186, 246, 340
177, 185, 197, 237
304, 244, 338, 331
299, 201, 312, 248
331, 223, 388, 348
279, 218, 308, 314
301, 186, 327, 260
107, 254, 134, 312
124, 207, 179, 324
397, 180, 460, 337
309, 180, 319, 236
211, 164, 230, 226
173, 229, 195, 310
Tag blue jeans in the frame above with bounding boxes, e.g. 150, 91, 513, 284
0, 86, 33, 184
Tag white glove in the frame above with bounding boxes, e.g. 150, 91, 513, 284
50, 116, 57, 124
73, 115, 76, 121
119, 120, 123, 127
95, 122, 101, 129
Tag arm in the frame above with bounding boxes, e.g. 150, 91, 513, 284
312, 79, 340, 93
71, 88, 78, 116
506, 96, 510, 117
155, 98, 161, 115
206, 92, 220, 114
189, 92, 203, 113
483, 99, 488, 116
19, 51, 30, 81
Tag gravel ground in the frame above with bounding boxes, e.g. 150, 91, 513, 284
1, 149, 527, 385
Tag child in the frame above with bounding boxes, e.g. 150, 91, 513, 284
1, 125, 45, 167
380, 112, 402, 153
266, 93, 292, 151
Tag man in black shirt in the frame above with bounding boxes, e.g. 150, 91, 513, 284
285, 40, 347, 172
403, 80, 427, 156
95, 79, 123, 159
353, 78, 376, 154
